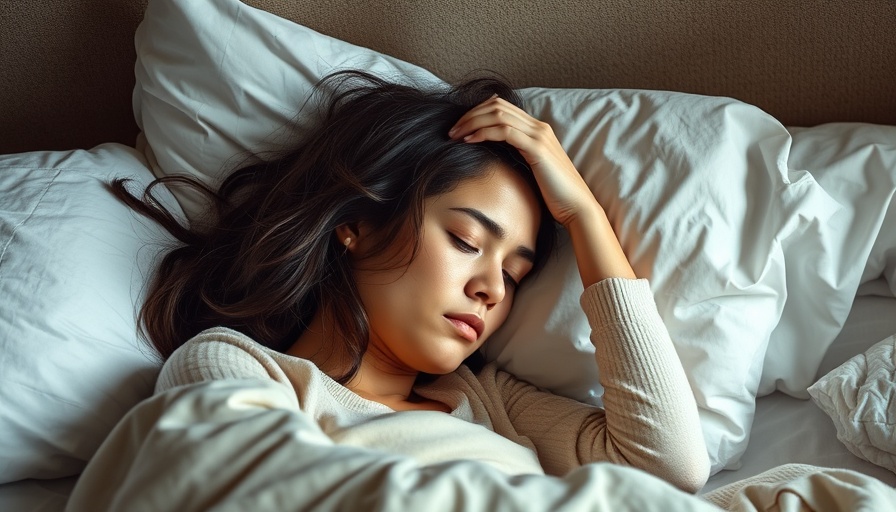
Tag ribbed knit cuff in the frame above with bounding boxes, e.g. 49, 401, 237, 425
579, 277, 658, 330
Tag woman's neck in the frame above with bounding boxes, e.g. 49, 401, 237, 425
286, 310, 419, 405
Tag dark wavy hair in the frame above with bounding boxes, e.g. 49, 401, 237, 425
113, 70, 557, 383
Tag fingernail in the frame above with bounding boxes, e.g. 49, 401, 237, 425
448, 127, 457, 137
463, 135, 473, 142
490, 93, 498, 99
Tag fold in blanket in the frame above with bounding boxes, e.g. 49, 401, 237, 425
65, 379, 896, 511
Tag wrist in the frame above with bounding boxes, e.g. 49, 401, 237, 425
564, 203, 611, 238
563, 203, 637, 286
560, 199, 606, 232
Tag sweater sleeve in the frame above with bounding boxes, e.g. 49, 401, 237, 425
491, 278, 710, 492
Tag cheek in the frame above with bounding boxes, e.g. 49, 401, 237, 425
415, 232, 467, 286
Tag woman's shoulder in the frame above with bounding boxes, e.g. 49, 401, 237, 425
176, 326, 271, 357
167, 326, 278, 372
155, 326, 292, 394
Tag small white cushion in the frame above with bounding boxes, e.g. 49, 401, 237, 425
0, 144, 178, 482
808, 334, 896, 473
132, 0, 838, 472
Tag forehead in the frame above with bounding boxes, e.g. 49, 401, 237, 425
428, 163, 540, 244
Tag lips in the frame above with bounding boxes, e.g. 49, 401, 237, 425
444, 313, 484, 342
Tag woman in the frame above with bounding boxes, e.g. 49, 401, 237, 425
113, 71, 709, 493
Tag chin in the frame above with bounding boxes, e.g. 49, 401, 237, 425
418, 358, 466, 376
413, 338, 481, 375
419, 364, 461, 376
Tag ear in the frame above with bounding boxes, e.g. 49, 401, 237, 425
335, 223, 360, 251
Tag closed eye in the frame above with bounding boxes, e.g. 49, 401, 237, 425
450, 232, 520, 290
503, 271, 520, 290
449, 233, 479, 254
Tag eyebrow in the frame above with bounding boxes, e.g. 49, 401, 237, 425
450, 207, 536, 263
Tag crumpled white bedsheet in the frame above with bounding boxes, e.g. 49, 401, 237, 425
64, 379, 896, 511
809, 333, 896, 474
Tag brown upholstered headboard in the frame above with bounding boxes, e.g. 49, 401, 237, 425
2, 0, 894, 154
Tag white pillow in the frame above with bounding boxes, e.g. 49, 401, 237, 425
133, 0, 439, 220
760, 123, 896, 398
487, 88, 838, 472
808, 333, 896, 473
0, 144, 178, 482
132, 0, 837, 472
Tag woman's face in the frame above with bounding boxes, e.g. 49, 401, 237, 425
352, 162, 541, 375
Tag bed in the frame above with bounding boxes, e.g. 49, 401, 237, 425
1, 0, 895, 510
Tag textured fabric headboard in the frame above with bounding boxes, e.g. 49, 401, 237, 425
1, 0, 894, 154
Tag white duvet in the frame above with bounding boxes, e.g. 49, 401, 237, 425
809, 334, 896, 474
65, 379, 896, 512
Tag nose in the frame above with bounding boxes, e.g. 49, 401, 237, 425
467, 260, 506, 310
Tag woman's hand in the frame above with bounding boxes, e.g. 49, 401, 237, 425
448, 96, 597, 229
449, 96, 637, 285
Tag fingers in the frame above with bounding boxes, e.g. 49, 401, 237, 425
451, 112, 533, 143
448, 96, 567, 176
448, 96, 539, 141
457, 125, 532, 148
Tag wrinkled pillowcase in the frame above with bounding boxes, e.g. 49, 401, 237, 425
487, 88, 838, 473
0, 144, 178, 482
808, 333, 896, 473
132, 0, 838, 472
761, 124, 896, 398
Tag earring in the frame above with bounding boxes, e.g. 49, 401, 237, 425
343, 237, 352, 247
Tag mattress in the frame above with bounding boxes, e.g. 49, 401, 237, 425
702, 288, 896, 494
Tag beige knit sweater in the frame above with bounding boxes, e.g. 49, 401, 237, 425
156, 277, 710, 492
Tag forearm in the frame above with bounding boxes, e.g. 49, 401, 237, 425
564, 203, 636, 287
559, 186, 707, 488
581, 279, 710, 492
